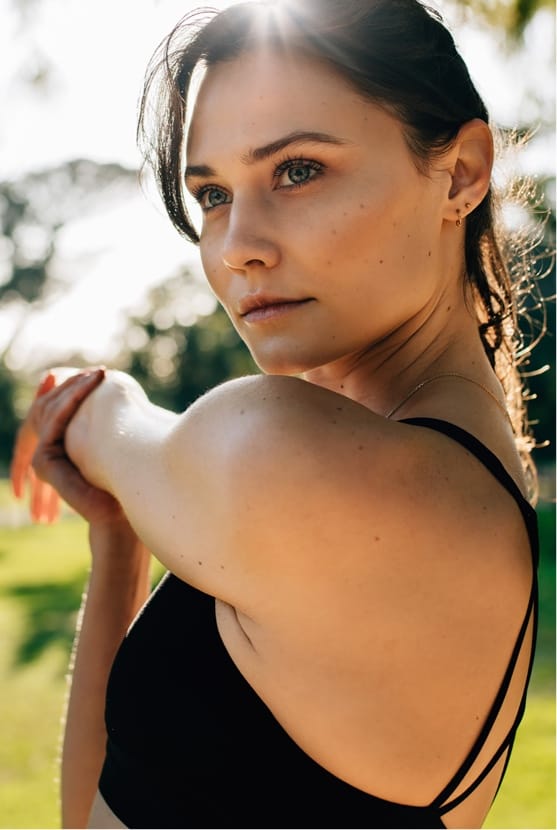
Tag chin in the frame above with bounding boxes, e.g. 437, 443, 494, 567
249, 349, 316, 377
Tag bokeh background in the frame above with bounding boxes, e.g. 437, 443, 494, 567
0, 0, 554, 827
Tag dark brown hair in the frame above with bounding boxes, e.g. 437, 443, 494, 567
138, 0, 545, 497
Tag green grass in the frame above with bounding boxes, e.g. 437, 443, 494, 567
0, 481, 554, 829
485, 693, 556, 829
0, 517, 91, 829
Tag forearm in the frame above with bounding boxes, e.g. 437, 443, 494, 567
65, 371, 178, 498
61, 523, 151, 829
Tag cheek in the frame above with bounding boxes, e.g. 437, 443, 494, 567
308, 202, 386, 272
329, 192, 434, 274
200, 244, 225, 298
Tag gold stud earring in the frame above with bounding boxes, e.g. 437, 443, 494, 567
465, 202, 472, 210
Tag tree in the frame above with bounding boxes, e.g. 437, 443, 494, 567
451, 0, 554, 39
0, 159, 139, 328
0, 365, 20, 472
114, 270, 259, 413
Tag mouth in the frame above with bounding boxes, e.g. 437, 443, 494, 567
239, 295, 314, 322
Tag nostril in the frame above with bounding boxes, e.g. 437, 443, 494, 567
223, 256, 266, 271
221, 234, 281, 271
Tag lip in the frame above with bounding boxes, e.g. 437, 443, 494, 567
238, 293, 314, 321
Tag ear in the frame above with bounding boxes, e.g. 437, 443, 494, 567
443, 118, 494, 224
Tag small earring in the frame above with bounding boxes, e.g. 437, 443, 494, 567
465, 202, 472, 210
456, 209, 462, 228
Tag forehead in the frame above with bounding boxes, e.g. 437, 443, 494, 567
186, 47, 397, 163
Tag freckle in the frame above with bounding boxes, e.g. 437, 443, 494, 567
447, 305, 452, 312
198, 560, 202, 565
332, 419, 337, 424
360, 203, 366, 209
428, 250, 432, 257
379, 259, 384, 264
326, 260, 332, 265
374, 536, 381, 542
340, 384, 344, 389
220, 565, 225, 570
171, 514, 176, 520
331, 229, 337, 235
358, 445, 364, 450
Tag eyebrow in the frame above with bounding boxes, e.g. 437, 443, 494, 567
184, 130, 349, 181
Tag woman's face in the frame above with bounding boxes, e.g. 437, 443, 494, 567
186, 47, 454, 376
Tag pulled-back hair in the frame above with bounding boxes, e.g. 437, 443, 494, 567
138, 0, 545, 498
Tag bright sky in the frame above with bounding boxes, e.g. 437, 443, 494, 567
0, 0, 554, 370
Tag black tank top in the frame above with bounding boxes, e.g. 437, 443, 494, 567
98, 418, 539, 828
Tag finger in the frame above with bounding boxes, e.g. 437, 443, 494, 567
12, 368, 104, 506
10, 451, 27, 499
50, 366, 100, 386
34, 452, 99, 520
11, 373, 59, 498
54, 367, 105, 395
10, 426, 37, 499
34, 481, 59, 525
35, 369, 101, 416
37, 370, 105, 446
46, 484, 61, 524
30, 475, 48, 523
35, 372, 56, 398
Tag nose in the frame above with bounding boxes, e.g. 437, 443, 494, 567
221, 197, 281, 273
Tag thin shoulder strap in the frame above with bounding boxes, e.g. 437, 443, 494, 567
400, 417, 539, 813
400, 417, 538, 565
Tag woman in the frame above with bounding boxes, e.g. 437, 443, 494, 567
11, 0, 540, 827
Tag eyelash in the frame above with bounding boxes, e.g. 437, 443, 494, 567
190, 156, 325, 212
273, 156, 325, 188
189, 183, 229, 212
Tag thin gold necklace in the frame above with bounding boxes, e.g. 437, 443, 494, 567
386, 371, 512, 423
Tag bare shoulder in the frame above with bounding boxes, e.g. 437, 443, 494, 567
166, 373, 530, 608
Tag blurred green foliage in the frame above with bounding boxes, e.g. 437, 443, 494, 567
116, 271, 260, 413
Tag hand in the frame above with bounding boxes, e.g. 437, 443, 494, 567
10, 368, 125, 525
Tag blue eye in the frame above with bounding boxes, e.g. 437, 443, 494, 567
274, 158, 324, 189
194, 186, 230, 211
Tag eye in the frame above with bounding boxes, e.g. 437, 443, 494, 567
274, 158, 324, 189
192, 185, 231, 211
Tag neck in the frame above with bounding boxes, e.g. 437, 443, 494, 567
303, 293, 493, 417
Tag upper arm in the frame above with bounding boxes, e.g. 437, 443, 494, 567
119, 374, 491, 621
